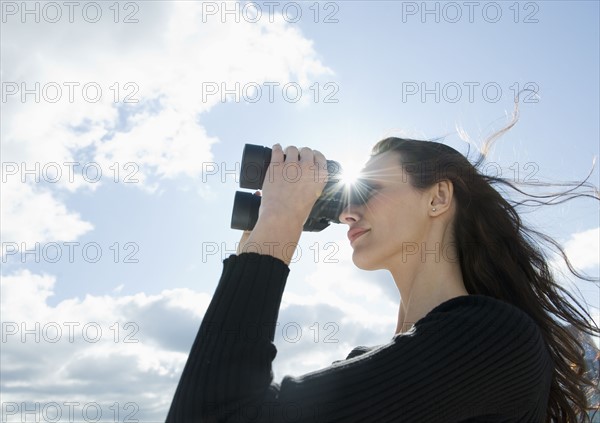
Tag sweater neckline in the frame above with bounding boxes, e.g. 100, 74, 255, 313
390, 294, 501, 340
427, 293, 504, 314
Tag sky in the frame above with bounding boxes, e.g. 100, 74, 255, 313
1, 1, 599, 421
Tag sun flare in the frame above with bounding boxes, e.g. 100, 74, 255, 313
340, 160, 363, 188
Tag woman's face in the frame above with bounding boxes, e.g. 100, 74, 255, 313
339, 151, 433, 271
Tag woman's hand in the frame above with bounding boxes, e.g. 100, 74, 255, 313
258, 144, 329, 227
238, 144, 329, 264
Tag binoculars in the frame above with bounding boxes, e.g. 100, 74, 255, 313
230, 144, 349, 232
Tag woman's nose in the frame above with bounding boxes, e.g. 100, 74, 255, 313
339, 203, 361, 224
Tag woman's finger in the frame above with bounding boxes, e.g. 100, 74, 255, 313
299, 146, 315, 166
271, 143, 284, 164
312, 149, 329, 184
284, 145, 299, 163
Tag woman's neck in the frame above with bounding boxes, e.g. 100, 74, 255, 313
391, 252, 468, 336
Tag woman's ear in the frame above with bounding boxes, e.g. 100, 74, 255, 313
429, 180, 453, 215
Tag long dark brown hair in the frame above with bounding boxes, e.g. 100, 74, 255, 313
369, 108, 599, 421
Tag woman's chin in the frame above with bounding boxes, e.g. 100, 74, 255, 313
351, 251, 379, 271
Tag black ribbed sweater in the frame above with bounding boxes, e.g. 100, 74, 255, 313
166, 253, 554, 422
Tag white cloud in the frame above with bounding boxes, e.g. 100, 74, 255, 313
94, 106, 219, 182
1, 3, 349, 420
2, 1, 333, 247
564, 227, 600, 271
0, 263, 386, 422
0, 269, 211, 422
549, 227, 599, 288
547, 228, 599, 350
0, 180, 94, 252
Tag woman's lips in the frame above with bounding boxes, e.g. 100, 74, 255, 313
348, 228, 370, 244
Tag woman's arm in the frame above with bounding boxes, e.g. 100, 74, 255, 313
165, 252, 290, 422
167, 144, 330, 421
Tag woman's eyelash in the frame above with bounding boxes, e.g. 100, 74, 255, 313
364, 182, 380, 191
359, 182, 380, 198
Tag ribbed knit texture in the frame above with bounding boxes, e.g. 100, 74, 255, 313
166, 252, 554, 422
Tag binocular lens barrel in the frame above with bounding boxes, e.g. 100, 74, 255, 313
239, 144, 272, 190
230, 191, 261, 231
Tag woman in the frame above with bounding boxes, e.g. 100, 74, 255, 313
166, 127, 599, 421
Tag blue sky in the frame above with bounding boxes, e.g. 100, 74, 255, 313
2, 1, 599, 421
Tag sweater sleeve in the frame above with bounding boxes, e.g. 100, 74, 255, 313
166, 252, 553, 423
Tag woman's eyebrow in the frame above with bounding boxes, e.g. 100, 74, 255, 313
355, 177, 382, 189
360, 163, 402, 181
359, 168, 391, 184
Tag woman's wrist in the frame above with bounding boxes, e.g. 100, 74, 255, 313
240, 211, 304, 265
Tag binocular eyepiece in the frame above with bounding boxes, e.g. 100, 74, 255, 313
230, 144, 349, 232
